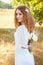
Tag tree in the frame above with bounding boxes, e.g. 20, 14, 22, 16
0, 1, 13, 9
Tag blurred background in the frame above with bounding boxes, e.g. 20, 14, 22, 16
0, 0, 43, 65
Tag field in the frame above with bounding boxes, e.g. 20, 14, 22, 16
0, 9, 14, 28
0, 9, 43, 65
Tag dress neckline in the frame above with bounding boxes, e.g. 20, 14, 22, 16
17, 25, 25, 29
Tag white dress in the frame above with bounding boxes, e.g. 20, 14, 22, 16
14, 25, 38, 65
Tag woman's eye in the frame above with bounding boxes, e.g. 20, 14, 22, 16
16, 13, 22, 15
19, 13, 22, 15
16, 13, 17, 15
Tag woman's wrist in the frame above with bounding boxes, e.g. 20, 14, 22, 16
21, 45, 28, 49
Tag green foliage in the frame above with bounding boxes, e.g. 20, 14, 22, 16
33, 8, 43, 20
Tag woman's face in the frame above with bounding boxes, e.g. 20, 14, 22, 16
16, 9, 24, 22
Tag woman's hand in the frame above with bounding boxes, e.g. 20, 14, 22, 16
28, 44, 32, 52
21, 46, 26, 49
21, 43, 32, 50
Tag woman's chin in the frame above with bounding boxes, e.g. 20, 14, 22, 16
18, 20, 21, 22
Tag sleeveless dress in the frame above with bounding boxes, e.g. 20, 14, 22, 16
14, 25, 38, 65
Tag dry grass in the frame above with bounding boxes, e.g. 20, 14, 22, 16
0, 27, 43, 65
32, 42, 43, 65
0, 40, 14, 65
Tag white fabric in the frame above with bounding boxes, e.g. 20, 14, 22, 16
14, 25, 37, 65
32, 32, 38, 41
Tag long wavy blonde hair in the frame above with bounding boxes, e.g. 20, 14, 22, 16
14, 6, 35, 33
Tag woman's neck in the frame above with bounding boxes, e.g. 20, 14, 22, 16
19, 22, 25, 26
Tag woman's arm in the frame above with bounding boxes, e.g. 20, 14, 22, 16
21, 38, 33, 53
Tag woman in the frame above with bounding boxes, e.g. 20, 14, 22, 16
14, 6, 38, 65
